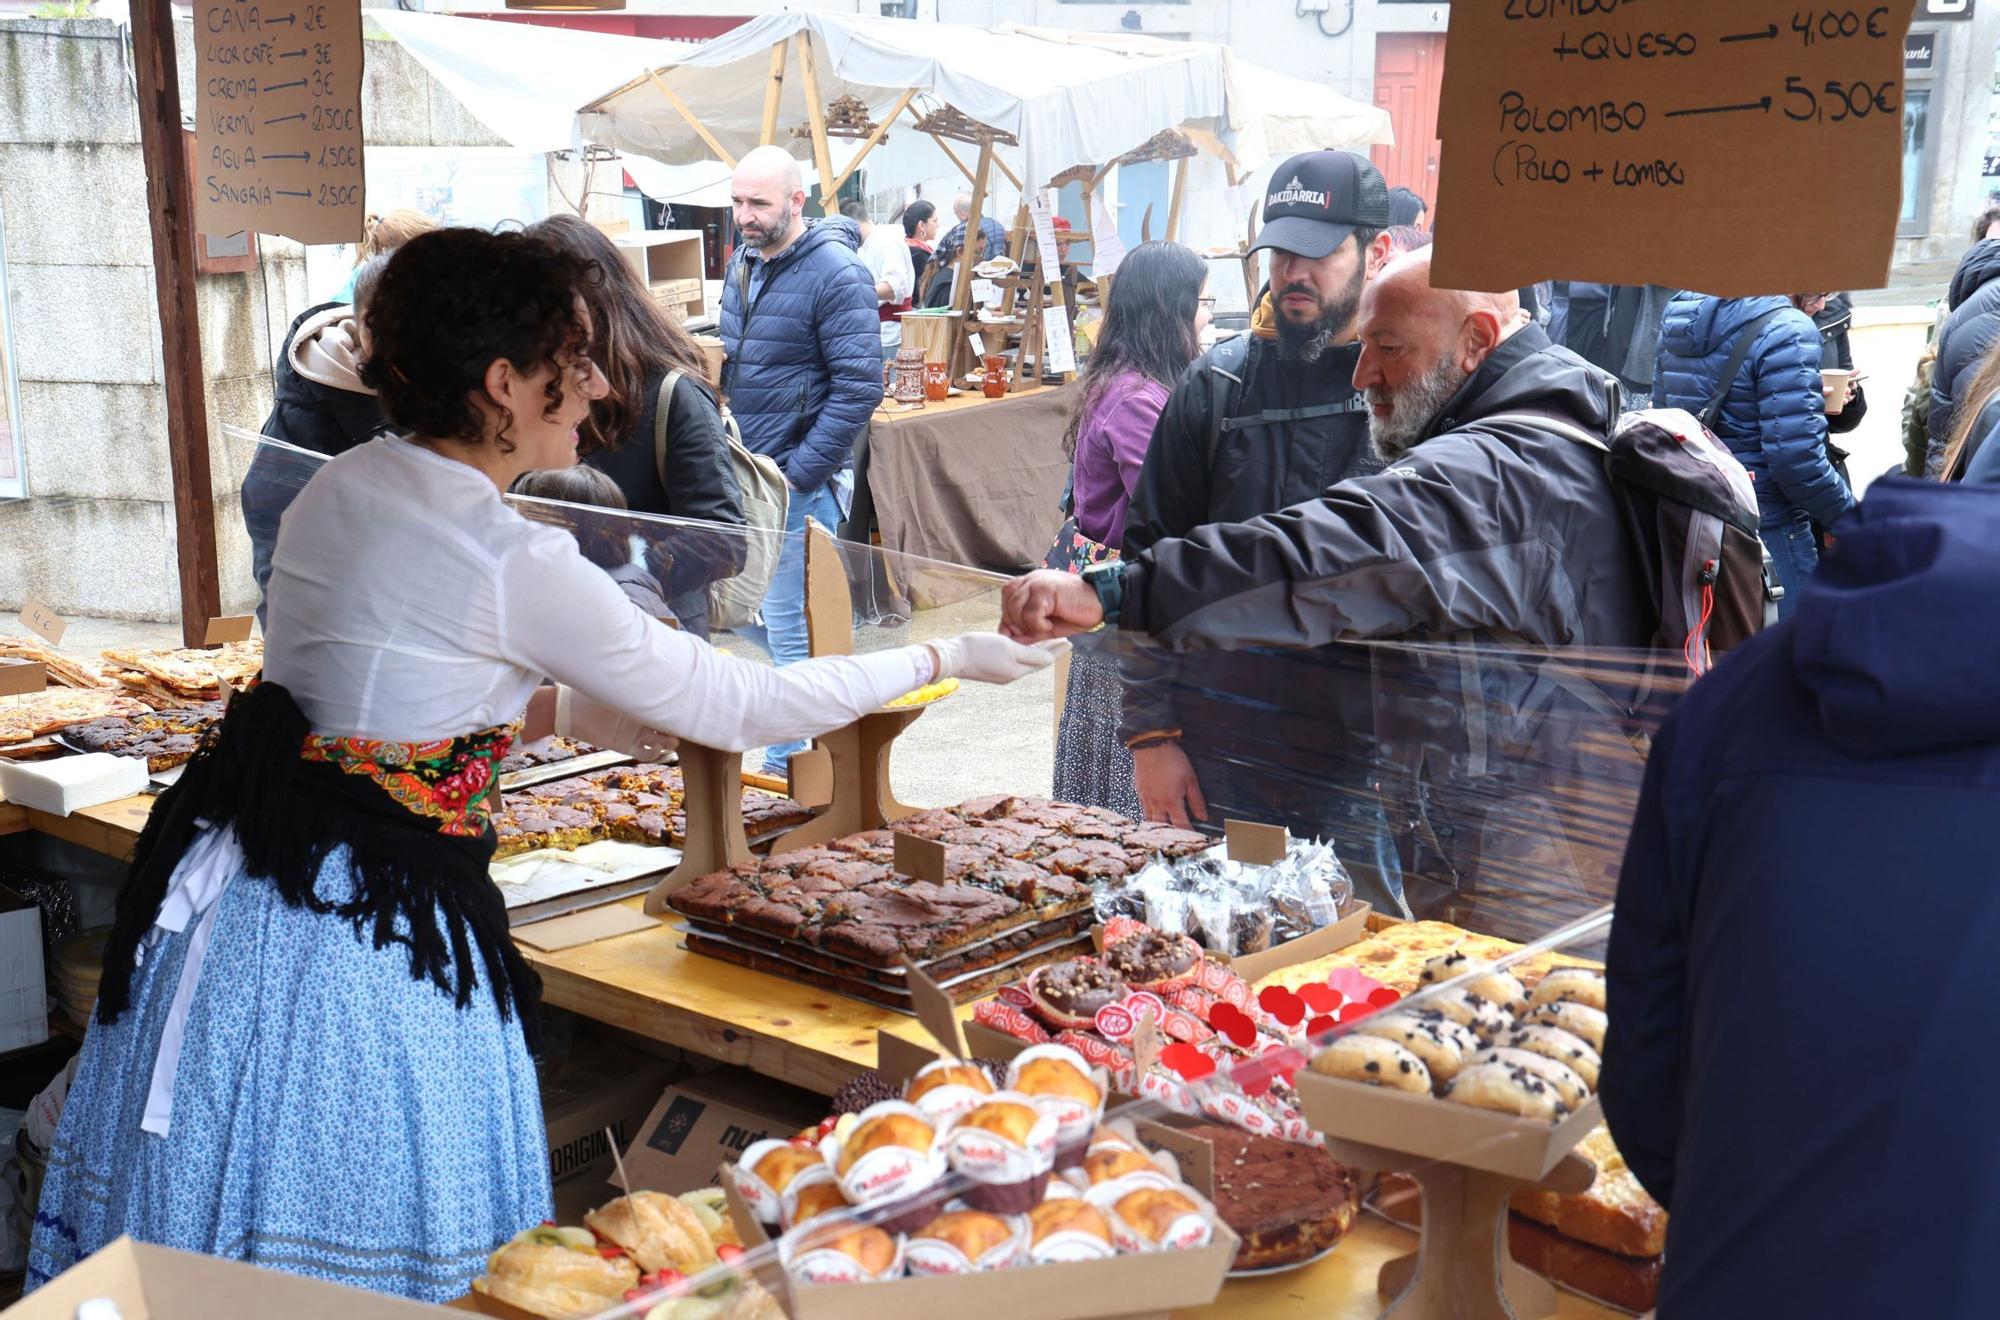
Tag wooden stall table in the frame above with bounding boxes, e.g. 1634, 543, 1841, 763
861, 383, 1071, 595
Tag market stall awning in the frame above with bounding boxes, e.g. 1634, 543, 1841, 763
576, 10, 1228, 192
1003, 24, 1393, 173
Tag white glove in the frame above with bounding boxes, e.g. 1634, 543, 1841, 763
927, 633, 1067, 685
554, 685, 679, 762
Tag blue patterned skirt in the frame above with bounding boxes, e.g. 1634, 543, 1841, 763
28, 844, 551, 1302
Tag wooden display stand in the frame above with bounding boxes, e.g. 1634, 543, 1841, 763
1326, 1135, 1593, 1319
764, 521, 931, 853
642, 740, 750, 914
1295, 1074, 1602, 1320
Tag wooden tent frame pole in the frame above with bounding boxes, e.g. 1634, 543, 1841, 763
131, 0, 219, 646
1165, 154, 1190, 243
646, 69, 736, 168
794, 32, 838, 211
822, 88, 917, 198
948, 134, 996, 318
759, 40, 787, 146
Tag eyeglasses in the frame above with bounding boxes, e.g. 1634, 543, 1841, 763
1197, 296, 1217, 309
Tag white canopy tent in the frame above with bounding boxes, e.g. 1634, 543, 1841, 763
575, 10, 1228, 195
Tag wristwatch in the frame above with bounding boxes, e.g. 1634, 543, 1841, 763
1081, 560, 1125, 628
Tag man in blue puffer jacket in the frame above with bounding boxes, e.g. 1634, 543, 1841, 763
1655, 293, 1854, 616
720, 145, 884, 772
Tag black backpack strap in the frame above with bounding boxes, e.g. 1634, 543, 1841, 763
1219, 399, 1371, 433
1696, 308, 1788, 429
1203, 333, 1252, 474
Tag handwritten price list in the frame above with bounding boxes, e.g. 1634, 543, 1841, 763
194, 0, 364, 245
1432, 0, 1919, 298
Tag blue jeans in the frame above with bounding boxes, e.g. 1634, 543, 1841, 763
739, 480, 844, 774
1759, 508, 1819, 620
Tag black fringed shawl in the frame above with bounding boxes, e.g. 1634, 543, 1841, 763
95, 681, 540, 1047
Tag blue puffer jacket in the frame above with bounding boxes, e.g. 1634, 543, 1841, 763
719, 217, 882, 493
1655, 293, 1853, 528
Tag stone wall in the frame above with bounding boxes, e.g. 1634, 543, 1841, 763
0, 17, 513, 623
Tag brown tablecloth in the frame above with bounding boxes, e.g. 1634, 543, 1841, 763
863, 384, 1071, 578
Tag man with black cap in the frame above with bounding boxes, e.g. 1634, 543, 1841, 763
1108, 150, 1402, 908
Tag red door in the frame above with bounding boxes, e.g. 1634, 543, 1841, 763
1371, 33, 1447, 214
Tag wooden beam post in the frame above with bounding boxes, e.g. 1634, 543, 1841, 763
760, 39, 788, 147
646, 70, 737, 168
822, 88, 917, 198
1165, 154, 1190, 243
949, 134, 996, 319
794, 31, 837, 213
130, 0, 219, 647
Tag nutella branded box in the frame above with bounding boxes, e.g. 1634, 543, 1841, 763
616, 1065, 828, 1199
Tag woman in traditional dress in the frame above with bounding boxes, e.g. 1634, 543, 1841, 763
28, 227, 1056, 1301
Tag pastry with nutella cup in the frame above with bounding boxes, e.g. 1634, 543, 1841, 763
905, 1209, 1030, 1276
823, 1101, 947, 1234
1103, 930, 1204, 992
1089, 1183, 1215, 1253
733, 1140, 827, 1225
1027, 1196, 1118, 1264
1079, 1146, 1171, 1190
1006, 1045, 1107, 1172
1027, 958, 1130, 1030
1085, 1125, 1137, 1154
786, 1178, 853, 1229
903, 1058, 997, 1125
780, 1214, 904, 1286
944, 1093, 1060, 1214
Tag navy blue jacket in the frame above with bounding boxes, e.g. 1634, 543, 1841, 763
1655, 293, 1852, 528
718, 217, 881, 493
1927, 241, 2000, 475
1603, 478, 2000, 1318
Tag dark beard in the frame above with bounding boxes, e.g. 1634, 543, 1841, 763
1273, 267, 1365, 365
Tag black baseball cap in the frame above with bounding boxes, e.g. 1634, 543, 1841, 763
1249, 151, 1392, 261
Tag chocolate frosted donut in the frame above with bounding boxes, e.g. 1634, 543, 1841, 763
1030, 959, 1130, 1028
1103, 932, 1202, 988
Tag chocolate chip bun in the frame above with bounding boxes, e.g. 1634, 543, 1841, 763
1355, 1011, 1479, 1087
1444, 1060, 1571, 1120
1429, 987, 1516, 1045
1523, 1001, 1607, 1053
1503, 1024, 1602, 1089
1472, 1046, 1591, 1109
1310, 1034, 1432, 1094
1527, 967, 1607, 1013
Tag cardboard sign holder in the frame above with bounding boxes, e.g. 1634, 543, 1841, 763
643, 740, 750, 913
1295, 1073, 1599, 1319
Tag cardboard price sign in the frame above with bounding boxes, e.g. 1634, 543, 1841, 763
1431, 0, 1918, 297
195, 0, 365, 245
202, 614, 255, 646
16, 598, 65, 647
0, 660, 46, 697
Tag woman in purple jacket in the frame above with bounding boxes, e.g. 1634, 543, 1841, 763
1051, 241, 1210, 816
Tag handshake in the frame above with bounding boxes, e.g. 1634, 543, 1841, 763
998, 569, 1111, 643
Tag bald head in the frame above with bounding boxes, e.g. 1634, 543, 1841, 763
1352, 250, 1524, 460
732, 146, 807, 254
953, 193, 972, 221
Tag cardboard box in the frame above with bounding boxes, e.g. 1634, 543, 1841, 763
722, 1155, 1236, 1320
4, 1235, 443, 1318
1221, 901, 1373, 984
0, 883, 48, 1053
1295, 1071, 1602, 1184
540, 1041, 679, 1222
616, 1066, 828, 1199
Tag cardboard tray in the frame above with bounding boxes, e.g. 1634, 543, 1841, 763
721, 1161, 1237, 1320
1294, 1071, 1603, 1184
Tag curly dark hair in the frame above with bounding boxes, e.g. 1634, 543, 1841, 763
359, 227, 598, 452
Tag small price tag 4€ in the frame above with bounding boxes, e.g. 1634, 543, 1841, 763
18, 598, 66, 647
